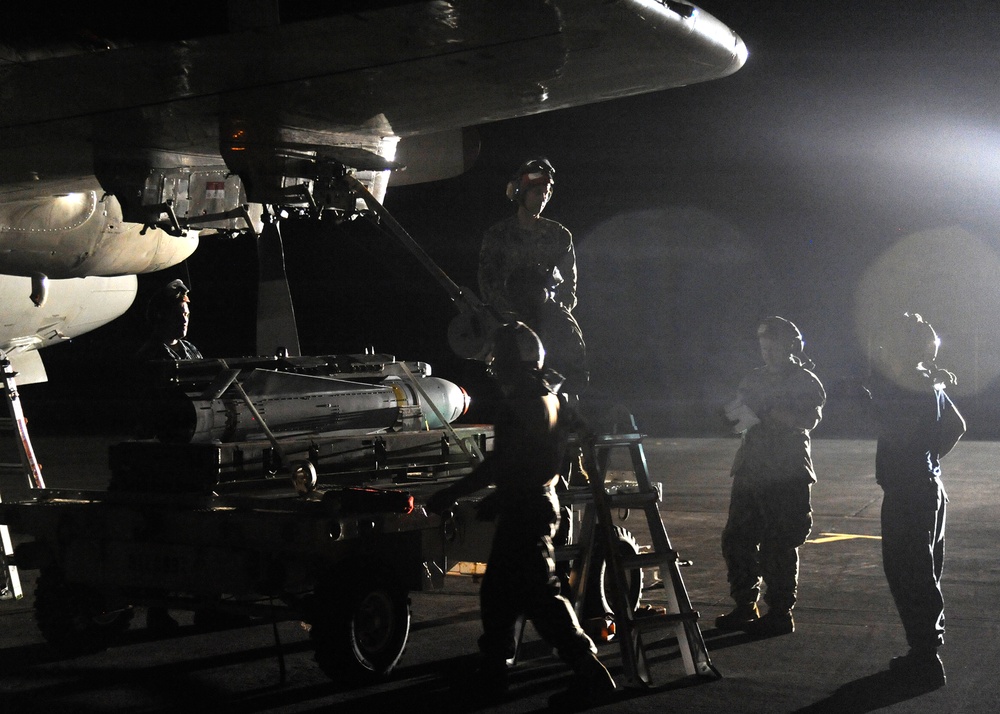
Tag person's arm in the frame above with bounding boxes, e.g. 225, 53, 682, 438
938, 391, 966, 459
761, 371, 825, 431
553, 229, 577, 312
426, 458, 497, 514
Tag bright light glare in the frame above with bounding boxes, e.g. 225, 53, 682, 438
853, 226, 1000, 395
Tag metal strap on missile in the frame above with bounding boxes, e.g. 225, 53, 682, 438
397, 362, 484, 464
571, 418, 720, 687
0, 358, 46, 600
214, 360, 316, 494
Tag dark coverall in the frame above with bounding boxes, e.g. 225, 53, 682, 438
478, 387, 596, 667
721, 364, 826, 613
872, 372, 965, 652
433, 379, 598, 670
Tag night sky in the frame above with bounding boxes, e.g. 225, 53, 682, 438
25, 1, 1000, 438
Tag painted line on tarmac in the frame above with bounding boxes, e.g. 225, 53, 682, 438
807, 532, 882, 544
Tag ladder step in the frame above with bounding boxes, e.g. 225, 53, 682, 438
558, 485, 656, 508
620, 550, 677, 570
591, 433, 644, 446
558, 489, 596, 507
553, 544, 580, 562
608, 490, 659, 508
630, 609, 701, 632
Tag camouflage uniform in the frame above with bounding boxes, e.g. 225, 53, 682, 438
721, 364, 826, 613
478, 215, 577, 317
872, 371, 964, 653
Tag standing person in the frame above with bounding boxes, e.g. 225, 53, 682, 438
133, 278, 204, 442
134, 278, 202, 633
426, 322, 616, 708
716, 316, 826, 638
869, 312, 965, 688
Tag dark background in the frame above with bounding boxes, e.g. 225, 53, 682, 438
23, 0, 1000, 439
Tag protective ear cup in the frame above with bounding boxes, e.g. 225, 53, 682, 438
505, 180, 517, 201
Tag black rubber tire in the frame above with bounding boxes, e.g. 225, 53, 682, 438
310, 575, 411, 683
34, 566, 133, 657
582, 525, 643, 618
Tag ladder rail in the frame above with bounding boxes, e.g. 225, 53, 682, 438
584, 437, 652, 684
2, 361, 45, 490
0, 358, 46, 601
572, 424, 721, 687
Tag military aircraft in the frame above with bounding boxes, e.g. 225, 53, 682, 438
0, 0, 746, 383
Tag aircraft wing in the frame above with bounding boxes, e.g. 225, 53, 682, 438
1, 0, 746, 209
0, 0, 746, 377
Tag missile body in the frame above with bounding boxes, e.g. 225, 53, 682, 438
149, 354, 471, 443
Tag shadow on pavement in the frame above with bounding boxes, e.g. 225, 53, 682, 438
791, 669, 945, 713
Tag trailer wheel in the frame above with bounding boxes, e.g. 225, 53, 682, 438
582, 526, 643, 618
34, 566, 133, 656
310, 575, 411, 683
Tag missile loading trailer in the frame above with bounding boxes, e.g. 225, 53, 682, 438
0, 353, 498, 684
1, 475, 496, 682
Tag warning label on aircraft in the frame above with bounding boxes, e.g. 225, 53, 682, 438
205, 181, 226, 200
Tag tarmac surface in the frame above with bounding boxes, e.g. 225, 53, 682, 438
1, 434, 998, 713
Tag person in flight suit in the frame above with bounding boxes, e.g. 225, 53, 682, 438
869, 312, 965, 688
716, 316, 826, 638
426, 322, 616, 708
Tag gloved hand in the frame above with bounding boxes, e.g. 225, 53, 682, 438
723, 397, 760, 434
426, 487, 457, 516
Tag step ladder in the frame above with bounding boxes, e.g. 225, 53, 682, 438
0, 358, 46, 600
566, 420, 720, 687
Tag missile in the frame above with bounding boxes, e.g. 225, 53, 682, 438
148, 354, 471, 443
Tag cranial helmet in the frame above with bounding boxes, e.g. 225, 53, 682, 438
487, 321, 545, 377
883, 312, 940, 365
757, 315, 804, 356
505, 157, 555, 202
146, 278, 191, 323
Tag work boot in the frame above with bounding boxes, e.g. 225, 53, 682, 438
745, 608, 794, 638
548, 654, 617, 712
714, 602, 760, 631
889, 649, 946, 688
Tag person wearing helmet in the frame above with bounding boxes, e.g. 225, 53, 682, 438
868, 313, 965, 689
136, 278, 203, 362
133, 278, 203, 633
716, 316, 826, 638
426, 322, 616, 707
478, 157, 576, 316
